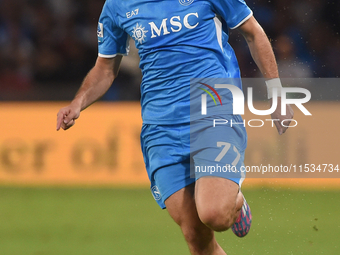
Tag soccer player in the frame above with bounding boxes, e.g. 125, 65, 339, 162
56, 0, 294, 254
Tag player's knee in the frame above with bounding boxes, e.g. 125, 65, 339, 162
198, 208, 234, 232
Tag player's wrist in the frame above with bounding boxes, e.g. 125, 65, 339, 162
266, 78, 282, 99
71, 98, 83, 112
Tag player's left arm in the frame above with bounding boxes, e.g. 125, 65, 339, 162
237, 16, 294, 135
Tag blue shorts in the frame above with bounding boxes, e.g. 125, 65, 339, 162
141, 115, 247, 209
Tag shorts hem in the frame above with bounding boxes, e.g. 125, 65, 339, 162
195, 175, 244, 187
158, 178, 196, 209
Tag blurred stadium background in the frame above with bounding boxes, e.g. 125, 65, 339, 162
1, 0, 340, 254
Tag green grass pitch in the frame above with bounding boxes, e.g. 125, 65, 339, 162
0, 187, 339, 255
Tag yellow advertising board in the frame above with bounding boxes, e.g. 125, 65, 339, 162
0, 102, 339, 188
0, 102, 146, 186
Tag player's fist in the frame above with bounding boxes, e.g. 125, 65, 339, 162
271, 97, 294, 135
56, 102, 81, 131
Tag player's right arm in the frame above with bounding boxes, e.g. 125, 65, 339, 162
237, 16, 294, 135
56, 55, 122, 131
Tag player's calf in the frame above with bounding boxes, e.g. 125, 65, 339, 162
181, 224, 217, 254
165, 184, 227, 255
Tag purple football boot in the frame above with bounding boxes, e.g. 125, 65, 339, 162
231, 197, 252, 237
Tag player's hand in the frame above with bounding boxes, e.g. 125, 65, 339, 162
270, 97, 294, 135
56, 101, 81, 131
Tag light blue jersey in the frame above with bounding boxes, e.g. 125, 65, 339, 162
98, 0, 252, 124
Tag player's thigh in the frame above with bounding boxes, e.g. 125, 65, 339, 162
165, 183, 198, 226
195, 176, 239, 218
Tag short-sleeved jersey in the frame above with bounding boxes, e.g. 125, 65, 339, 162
98, 0, 252, 124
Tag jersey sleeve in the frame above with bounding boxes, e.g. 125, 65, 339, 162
97, 1, 129, 58
210, 0, 253, 29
